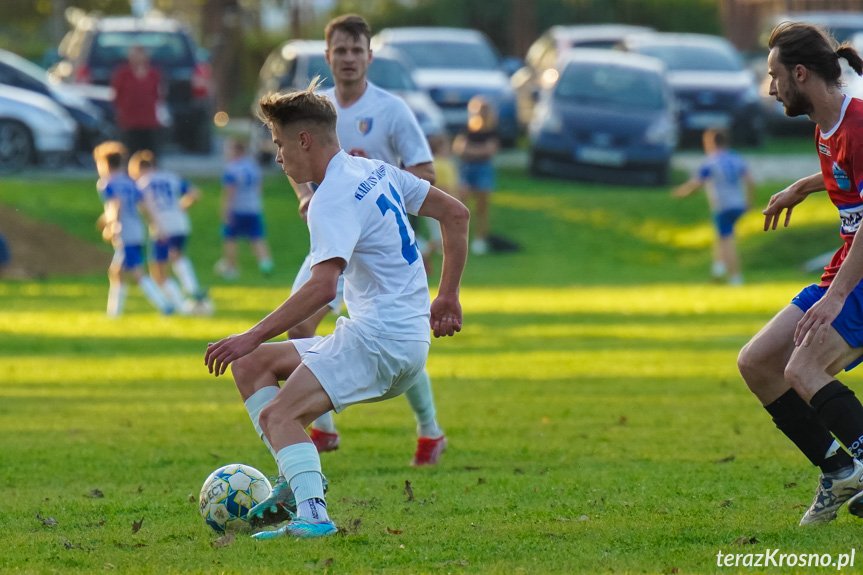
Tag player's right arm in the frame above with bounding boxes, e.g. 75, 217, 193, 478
418, 186, 470, 337
763, 172, 825, 230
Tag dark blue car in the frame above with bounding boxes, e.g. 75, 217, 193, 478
529, 49, 677, 185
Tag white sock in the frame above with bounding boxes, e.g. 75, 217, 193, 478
277, 443, 327, 521
312, 411, 338, 434
107, 283, 127, 317
172, 256, 200, 296
244, 386, 279, 461
711, 261, 726, 277
138, 275, 171, 313
405, 369, 443, 439
162, 278, 186, 311
297, 497, 329, 522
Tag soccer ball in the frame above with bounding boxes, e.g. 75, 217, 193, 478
199, 464, 272, 534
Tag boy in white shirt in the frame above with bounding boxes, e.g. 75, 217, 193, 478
204, 81, 469, 539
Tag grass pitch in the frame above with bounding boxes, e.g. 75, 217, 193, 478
1, 167, 861, 574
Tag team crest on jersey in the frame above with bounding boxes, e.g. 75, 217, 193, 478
839, 204, 863, 235
819, 142, 831, 156
833, 162, 850, 191
356, 118, 373, 135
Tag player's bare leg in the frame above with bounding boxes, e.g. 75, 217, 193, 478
216, 240, 238, 280
253, 365, 337, 539
252, 239, 274, 275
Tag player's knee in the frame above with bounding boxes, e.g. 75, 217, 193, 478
258, 397, 300, 435
737, 342, 763, 382
783, 360, 809, 393
230, 354, 260, 390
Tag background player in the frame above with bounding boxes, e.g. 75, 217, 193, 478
94, 141, 172, 317
291, 14, 447, 466
672, 127, 755, 285
205, 83, 469, 538
215, 139, 274, 280
130, 150, 210, 314
737, 22, 863, 526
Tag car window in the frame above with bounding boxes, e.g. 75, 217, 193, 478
90, 31, 194, 67
392, 40, 499, 70
263, 51, 296, 87
368, 58, 414, 91
304, 55, 334, 88
555, 63, 666, 110
635, 43, 742, 72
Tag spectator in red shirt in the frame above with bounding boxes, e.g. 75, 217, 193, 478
111, 45, 162, 156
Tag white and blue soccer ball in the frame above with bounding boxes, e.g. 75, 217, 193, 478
199, 464, 272, 534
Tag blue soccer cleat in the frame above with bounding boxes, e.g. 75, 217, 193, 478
247, 474, 329, 530
251, 517, 338, 540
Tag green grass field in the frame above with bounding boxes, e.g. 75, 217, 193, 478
2, 166, 861, 574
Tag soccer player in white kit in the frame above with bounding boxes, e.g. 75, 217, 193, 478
204, 82, 469, 538
129, 150, 207, 313
291, 15, 446, 466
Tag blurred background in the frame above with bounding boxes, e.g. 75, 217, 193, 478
0, 0, 861, 179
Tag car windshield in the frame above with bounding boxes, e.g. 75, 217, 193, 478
368, 58, 414, 91
555, 63, 666, 110
392, 41, 499, 70
90, 31, 194, 66
635, 43, 742, 72
305, 55, 334, 88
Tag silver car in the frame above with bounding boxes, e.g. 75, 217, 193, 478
0, 84, 76, 173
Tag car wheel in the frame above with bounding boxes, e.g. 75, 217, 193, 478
0, 120, 33, 173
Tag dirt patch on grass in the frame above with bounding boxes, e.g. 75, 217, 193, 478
0, 203, 110, 280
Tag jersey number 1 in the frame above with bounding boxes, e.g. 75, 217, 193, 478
376, 184, 418, 265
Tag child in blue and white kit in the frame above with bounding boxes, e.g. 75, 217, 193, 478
215, 139, 274, 280
673, 127, 756, 285
94, 141, 172, 317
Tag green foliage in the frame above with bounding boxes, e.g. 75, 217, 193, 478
334, 0, 721, 56
1, 167, 860, 572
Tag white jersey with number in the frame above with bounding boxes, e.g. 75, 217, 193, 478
308, 150, 431, 342
138, 170, 191, 238
322, 82, 432, 168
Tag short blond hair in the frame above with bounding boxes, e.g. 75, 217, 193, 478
93, 141, 127, 171
258, 78, 337, 137
128, 149, 155, 180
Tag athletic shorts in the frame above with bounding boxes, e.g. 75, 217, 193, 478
459, 160, 495, 192
292, 317, 430, 413
792, 283, 863, 370
151, 235, 187, 263
112, 244, 144, 271
713, 207, 745, 238
291, 253, 344, 314
222, 213, 264, 240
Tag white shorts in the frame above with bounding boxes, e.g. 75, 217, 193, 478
292, 254, 344, 313
292, 317, 429, 413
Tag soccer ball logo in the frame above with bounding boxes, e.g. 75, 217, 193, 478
199, 464, 272, 534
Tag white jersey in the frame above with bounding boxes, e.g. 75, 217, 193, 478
322, 82, 432, 168
138, 170, 191, 238
308, 150, 431, 342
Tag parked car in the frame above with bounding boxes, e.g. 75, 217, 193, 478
371, 27, 519, 145
528, 49, 677, 185
753, 12, 863, 135
512, 24, 653, 127
0, 49, 115, 166
619, 33, 764, 146
50, 14, 213, 152
0, 84, 76, 173
253, 40, 445, 162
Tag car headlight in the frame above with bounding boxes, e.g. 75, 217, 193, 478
645, 115, 676, 146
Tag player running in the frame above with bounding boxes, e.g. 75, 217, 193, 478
291, 15, 447, 466
129, 150, 210, 314
94, 141, 173, 317
737, 21, 863, 525
204, 81, 469, 538
214, 139, 274, 280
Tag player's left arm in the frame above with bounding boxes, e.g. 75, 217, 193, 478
405, 162, 436, 185
180, 182, 202, 209
205, 258, 344, 376
418, 186, 470, 337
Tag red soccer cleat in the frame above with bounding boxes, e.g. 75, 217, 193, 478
411, 436, 447, 466
309, 428, 340, 453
